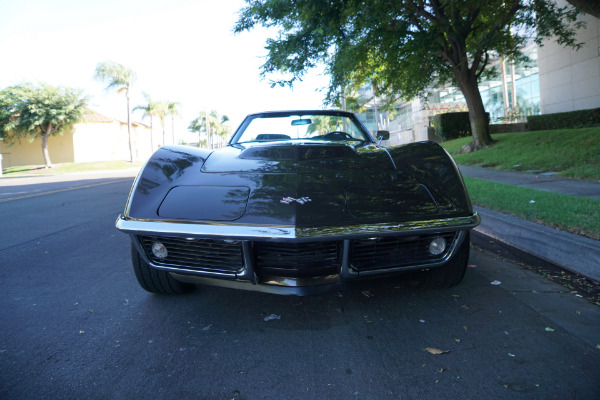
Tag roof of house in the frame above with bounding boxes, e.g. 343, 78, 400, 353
82, 110, 149, 128
83, 110, 114, 123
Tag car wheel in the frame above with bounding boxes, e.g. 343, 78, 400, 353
419, 232, 470, 289
130, 242, 193, 294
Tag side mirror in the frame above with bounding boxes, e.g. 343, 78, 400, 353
376, 130, 390, 141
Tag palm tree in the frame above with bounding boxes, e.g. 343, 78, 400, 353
188, 110, 230, 148
154, 101, 168, 146
94, 61, 136, 162
133, 93, 158, 152
167, 101, 181, 145
187, 111, 211, 148
211, 111, 230, 147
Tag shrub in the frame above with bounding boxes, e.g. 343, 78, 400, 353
431, 112, 489, 141
527, 108, 600, 131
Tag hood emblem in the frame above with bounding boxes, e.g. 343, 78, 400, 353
280, 196, 312, 205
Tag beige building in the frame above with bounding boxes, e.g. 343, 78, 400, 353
0, 110, 153, 169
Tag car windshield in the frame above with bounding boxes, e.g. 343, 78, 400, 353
233, 113, 371, 144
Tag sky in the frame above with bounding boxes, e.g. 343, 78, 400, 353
0, 0, 329, 140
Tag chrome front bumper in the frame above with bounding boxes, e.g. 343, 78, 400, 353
116, 213, 480, 241
117, 213, 479, 295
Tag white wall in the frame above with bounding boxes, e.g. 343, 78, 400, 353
538, 2, 600, 113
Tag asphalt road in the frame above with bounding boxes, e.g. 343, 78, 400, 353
1, 171, 599, 400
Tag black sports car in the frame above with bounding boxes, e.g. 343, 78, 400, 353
116, 110, 480, 295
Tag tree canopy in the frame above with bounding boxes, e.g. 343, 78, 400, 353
235, 0, 583, 151
0, 83, 87, 168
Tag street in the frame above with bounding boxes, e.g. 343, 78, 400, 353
1, 172, 599, 400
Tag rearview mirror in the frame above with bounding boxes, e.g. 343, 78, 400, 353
291, 118, 312, 126
376, 130, 390, 140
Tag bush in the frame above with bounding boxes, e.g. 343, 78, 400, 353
527, 108, 600, 131
431, 112, 489, 141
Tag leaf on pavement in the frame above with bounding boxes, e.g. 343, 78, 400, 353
426, 347, 449, 355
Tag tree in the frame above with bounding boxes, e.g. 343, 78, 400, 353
235, 0, 583, 152
167, 101, 181, 145
188, 110, 230, 149
94, 61, 136, 161
133, 93, 158, 152
0, 83, 87, 168
153, 101, 168, 146
210, 111, 231, 146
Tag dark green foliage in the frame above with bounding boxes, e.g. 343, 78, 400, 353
0, 83, 88, 167
235, 0, 583, 151
432, 112, 489, 141
0, 83, 87, 142
527, 108, 600, 131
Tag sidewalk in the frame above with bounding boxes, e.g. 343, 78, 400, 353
459, 165, 600, 282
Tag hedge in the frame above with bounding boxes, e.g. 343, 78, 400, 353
431, 112, 489, 141
527, 108, 600, 131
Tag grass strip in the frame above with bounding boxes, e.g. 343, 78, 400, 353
2, 161, 141, 176
442, 127, 600, 181
465, 177, 600, 240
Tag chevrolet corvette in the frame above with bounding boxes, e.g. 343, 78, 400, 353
116, 110, 480, 295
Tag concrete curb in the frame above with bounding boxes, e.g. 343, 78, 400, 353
473, 206, 600, 282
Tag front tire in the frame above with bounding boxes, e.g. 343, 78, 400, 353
419, 231, 470, 289
131, 243, 193, 294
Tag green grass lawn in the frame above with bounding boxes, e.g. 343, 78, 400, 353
465, 177, 600, 240
2, 161, 141, 176
440, 127, 600, 240
442, 127, 600, 181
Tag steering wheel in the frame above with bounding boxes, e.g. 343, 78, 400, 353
322, 131, 354, 141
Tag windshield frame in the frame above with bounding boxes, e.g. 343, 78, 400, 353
228, 110, 376, 145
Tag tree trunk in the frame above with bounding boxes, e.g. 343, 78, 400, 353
500, 55, 509, 121
126, 89, 134, 162
149, 115, 154, 152
372, 83, 379, 130
171, 116, 175, 145
510, 59, 517, 116
454, 69, 493, 152
41, 131, 52, 169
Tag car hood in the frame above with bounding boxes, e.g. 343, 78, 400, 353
126, 143, 467, 227
165, 142, 441, 226
201, 141, 395, 174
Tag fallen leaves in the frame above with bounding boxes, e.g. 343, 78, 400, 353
263, 314, 281, 322
426, 347, 449, 355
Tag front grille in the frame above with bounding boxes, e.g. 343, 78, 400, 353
137, 232, 459, 278
139, 236, 244, 273
254, 241, 340, 277
350, 232, 457, 271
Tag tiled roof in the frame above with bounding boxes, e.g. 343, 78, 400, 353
82, 110, 115, 123
82, 110, 149, 128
